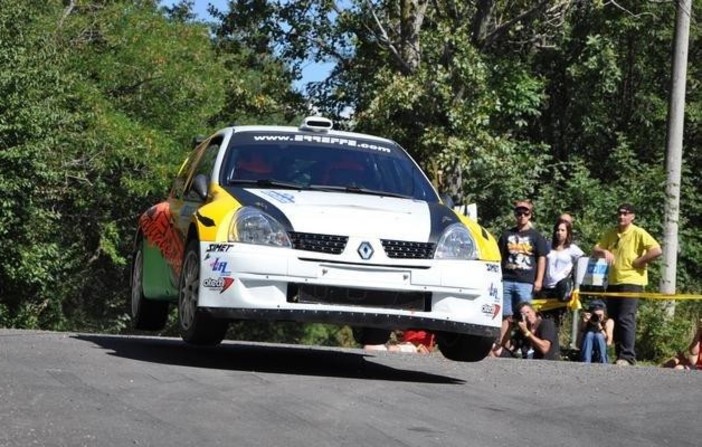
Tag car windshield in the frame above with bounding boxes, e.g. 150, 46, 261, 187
221, 131, 439, 202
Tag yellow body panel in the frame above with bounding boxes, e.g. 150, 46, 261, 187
456, 214, 501, 262
192, 184, 242, 242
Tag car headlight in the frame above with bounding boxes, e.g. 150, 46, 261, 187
434, 223, 479, 260
228, 207, 292, 248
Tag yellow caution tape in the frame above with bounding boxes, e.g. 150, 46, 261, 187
532, 289, 702, 314
531, 299, 570, 312
573, 290, 702, 301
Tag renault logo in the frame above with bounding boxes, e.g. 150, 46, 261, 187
357, 241, 374, 260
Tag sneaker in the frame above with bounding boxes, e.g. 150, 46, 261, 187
615, 359, 631, 366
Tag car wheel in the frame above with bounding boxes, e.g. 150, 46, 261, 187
131, 240, 169, 331
436, 332, 493, 362
352, 327, 391, 346
178, 240, 228, 345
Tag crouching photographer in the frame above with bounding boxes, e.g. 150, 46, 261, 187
578, 300, 614, 363
490, 302, 560, 360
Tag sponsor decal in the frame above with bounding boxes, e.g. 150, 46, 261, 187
210, 258, 231, 275
206, 243, 233, 253
489, 283, 500, 303
482, 303, 502, 320
586, 262, 608, 275
203, 277, 235, 293
139, 202, 184, 276
251, 134, 392, 153
261, 190, 295, 204
486, 263, 500, 273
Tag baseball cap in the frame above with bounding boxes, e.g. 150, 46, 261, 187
617, 203, 636, 214
588, 300, 606, 311
514, 200, 533, 212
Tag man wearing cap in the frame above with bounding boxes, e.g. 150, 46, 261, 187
495, 200, 549, 351
592, 203, 662, 365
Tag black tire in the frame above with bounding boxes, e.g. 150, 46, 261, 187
131, 240, 169, 331
352, 327, 391, 346
436, 332, 493, 362
178, 240, 228, 345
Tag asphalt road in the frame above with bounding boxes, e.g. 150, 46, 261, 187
0, 329, 699, 447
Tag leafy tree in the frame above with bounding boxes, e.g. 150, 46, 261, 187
0, 1, 76, 329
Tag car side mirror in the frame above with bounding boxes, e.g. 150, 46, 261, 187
191, 135, 206, 149
192, 174, 209, 201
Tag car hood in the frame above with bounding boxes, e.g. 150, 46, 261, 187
238, 188, 452, 242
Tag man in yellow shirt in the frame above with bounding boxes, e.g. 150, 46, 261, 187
592, 203, 661, 365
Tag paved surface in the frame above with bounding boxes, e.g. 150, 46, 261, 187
0, 329, 699, 446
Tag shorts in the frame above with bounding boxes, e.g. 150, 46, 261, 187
502, 280, 533, 317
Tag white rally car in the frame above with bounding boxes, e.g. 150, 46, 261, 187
131, 117, 502, 361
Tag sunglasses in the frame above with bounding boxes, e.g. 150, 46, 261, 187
514, 210, 531, 217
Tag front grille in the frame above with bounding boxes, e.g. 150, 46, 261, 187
288, 231, 348, 254
381, 239, 435, 259
288, 284, 431, 311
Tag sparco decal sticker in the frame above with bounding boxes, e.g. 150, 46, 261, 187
203, 277, 235, 293
139, 202, 184, 276
206, 243, 234, 253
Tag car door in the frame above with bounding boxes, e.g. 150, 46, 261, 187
169, 137, 222, 241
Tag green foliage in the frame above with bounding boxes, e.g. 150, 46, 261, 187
0, 0, 295, 331
637, 301, 702, 364
224, 322, 356, 347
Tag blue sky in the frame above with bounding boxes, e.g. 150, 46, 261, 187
160, 0, 333, 90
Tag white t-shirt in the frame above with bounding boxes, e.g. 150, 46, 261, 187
544, 244, 584, 288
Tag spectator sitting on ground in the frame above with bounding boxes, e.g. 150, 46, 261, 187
662, 320, 701, 370
577, 300, 614, 363
364, 329, 436, 354
389, 329, 436, 353
491, 302, 560, 360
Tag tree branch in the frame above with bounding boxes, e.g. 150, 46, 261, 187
58, 0, 76, 28
482, 0, 550, 48
364, 0, 414, 74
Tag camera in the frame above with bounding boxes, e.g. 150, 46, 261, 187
590, 313, 601, 324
